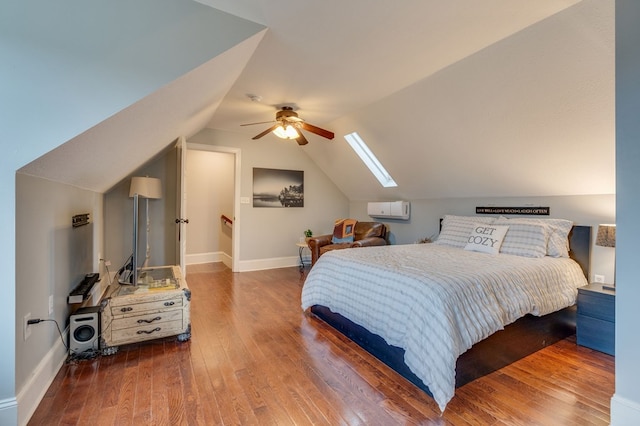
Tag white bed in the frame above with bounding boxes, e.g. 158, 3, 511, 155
301, 216, 589, 411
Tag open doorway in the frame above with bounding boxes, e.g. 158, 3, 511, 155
184, 143, 240, 272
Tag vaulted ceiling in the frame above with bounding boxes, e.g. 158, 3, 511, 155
13, 0, 614, 200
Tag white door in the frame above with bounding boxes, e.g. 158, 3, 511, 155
176, 136, 188, 271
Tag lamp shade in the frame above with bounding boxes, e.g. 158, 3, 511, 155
595, 224, 616, 248
129, 177, 162, 199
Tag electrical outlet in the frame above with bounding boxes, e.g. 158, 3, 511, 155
23, 313, 31, 341
594, 274, 605, 283
48, 295, 54, 315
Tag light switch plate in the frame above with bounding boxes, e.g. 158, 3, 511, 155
240, 197, 250, 204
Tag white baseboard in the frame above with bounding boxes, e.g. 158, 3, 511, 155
611, 394, 640, 425
238, 255, 301, 272
0, 397, 17, 426
186, 252, 308, 272
186, 251, 229, 266
16, 327, 68, 426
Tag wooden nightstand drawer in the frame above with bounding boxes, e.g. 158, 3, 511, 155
576, 314, 615, 355
577, 291, 615, 322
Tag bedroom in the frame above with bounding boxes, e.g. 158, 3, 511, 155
2, 1, 639, 424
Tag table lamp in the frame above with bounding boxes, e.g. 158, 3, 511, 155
595, 224, 616, 291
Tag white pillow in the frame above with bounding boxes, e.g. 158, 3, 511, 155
494, 219, 551, 258
498, 216, 573, 257
434, 215, 496, 248
464, 224, 509, 255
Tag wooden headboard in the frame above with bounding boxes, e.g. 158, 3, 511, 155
568, 225, 592, 279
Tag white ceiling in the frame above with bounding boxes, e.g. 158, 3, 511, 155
200, 0, 582, 133
16, 0, 614, 200
196, 0, 614, 201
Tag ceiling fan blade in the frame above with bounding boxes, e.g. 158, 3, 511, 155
252, 124, 280, 140
295, 132, 309, 146
300, 122, 334, 140
241, 120, 276, 127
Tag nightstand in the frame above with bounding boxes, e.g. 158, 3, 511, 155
576, 283, 615, 355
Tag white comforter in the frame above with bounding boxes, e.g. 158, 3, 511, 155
300, 243, 588, 411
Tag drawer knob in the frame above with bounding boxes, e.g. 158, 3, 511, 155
137, 327, 161, 335
120, 307, 133, 312
164, 301, 175, 307
137, 316, 162, 324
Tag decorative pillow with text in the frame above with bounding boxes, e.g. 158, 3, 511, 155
434, 215, 497, 248
464, 224, 510, 255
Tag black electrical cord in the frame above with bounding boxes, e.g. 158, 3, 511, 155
28, 317, 102, 362
27, 318, 68, 350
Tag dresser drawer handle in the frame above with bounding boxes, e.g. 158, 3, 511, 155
137, 327, 161, 335
137, 316, 162, 324
164, 301, 175, 307
120, 307, 133, 312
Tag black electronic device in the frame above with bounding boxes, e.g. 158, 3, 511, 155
68, 273, 100, 304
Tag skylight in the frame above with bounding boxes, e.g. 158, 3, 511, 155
344, 132, 397, 188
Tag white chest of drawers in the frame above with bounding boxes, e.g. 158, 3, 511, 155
100, 265, 191, 355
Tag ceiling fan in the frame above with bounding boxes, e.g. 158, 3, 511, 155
241, 106, 335, 145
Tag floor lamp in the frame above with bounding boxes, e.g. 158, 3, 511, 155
129, 177, 162, 268
595, 224, 616, 291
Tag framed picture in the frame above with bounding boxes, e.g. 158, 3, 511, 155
253, 168, 304, 207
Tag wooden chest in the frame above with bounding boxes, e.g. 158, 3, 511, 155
100, 265, 191, 354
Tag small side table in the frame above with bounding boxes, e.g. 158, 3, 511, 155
296, 242, 310, 269
577, 283, 615, 355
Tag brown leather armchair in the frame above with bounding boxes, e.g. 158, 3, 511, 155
307, 221, 387, 266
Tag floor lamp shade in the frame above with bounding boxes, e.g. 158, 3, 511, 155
129, 177, 162, 199
129, 176, 162, 271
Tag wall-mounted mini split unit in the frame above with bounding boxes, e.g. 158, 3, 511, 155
367, 201, 410, 220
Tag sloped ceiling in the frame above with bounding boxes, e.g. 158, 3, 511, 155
201, 0, 583, 130
200, 0, 614, 201
14, 0, 614, 200
13, 0, 265, 193
19, 31, 266, 193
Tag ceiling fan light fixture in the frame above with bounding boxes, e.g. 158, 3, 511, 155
273, 124, 299, 139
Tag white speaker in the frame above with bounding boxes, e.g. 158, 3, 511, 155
69, 306, 101, 355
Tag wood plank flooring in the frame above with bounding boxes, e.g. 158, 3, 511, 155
29, 263, 614, 425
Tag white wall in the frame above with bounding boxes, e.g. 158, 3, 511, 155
188, 128, 350, 269
14, 173, 104, 424
612, 1, 640, 423
186, 150, 234, 263
104, 146, 178, 271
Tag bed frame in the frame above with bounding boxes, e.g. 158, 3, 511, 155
310, 225, 591, 396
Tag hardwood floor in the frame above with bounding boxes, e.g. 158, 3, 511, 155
29, 263, 614, 425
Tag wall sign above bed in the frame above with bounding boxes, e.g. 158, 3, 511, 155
476, 206, 550, 215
